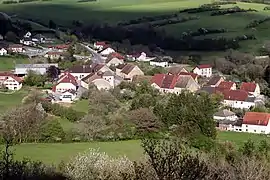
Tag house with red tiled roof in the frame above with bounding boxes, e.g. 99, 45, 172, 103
222, 89, 255, 109
94, 41, 107, 51
218, 81, 236, 90
240, 82, 260, 97
0, 72, 23, 90
52, 73, 78, 93
116, 64, 144, 81
242, 112, 270, 134
193, 64, 212, 77
151, 74, 200, 94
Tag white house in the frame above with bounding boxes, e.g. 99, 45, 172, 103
81, 71, 115, 90
20, 39, 36, 46
193, 64, 212, 77
150, 59, 169, 67
0, 48, 7, 56
100, 47, 115, 56
240, 82, 260, 97
2, 75, 23, 90
213, 109, 238, 121
222, 90, 256, 109
242, 112, 270, 134
136, 52, 156, 62
24, 32, 32, 38
52, 73, 78, 93
59, 90, 76, 102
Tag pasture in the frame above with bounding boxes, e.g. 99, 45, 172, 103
4, 131, 270, 165
0, 57, 29, 71
0, 89, 29, 112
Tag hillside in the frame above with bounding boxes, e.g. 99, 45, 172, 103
0, 0, 270, 53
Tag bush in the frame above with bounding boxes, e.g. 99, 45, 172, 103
41, 102, 85, 122
211, 6, 257, 16
77, 0, 96, 2
246, 17, 270, 28
264, 6, 270, 10
2, 0, 17, 4
39, 120, 65, 142
64, 148, 134, 180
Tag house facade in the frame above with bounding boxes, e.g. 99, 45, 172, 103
94, 41, 106, 50
80, 71, 115, 90
59, 90, 76, 102
242, 112, 270, 134
1, 75, 22, 90
116, 64, 144, 81
8, 44, 24, 53
222, 90, 255, 109
193, 64, 212, 77
150, 60, 169, 67
106, 57, 124, 67
213, 109, 238, 121
0, 48, 7, 56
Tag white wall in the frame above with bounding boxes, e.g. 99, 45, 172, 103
193, 67, 212, 77
223, 100, 255, 109
92, 79, 112, 90
241, 123, 270, 134
60, 92, 76, 102
150, 61, 168, 67
3, 77, 22, 90
0, 48, 7, 56
55, 83, 76, 92
103, 75, 114, 87
100, 48, 115, 56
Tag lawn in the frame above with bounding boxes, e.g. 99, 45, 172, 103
1, 0, 270, 52
72, 99, 88, 113
0, 57, 29, 71
11, 140, 143, 165
6, 131, 270, 165
0, 89, 29, 113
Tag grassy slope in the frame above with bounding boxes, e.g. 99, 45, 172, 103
0, 89, 29, 112
6, 131, 270, 165
0, 57, 29, 71
0, 0, 270, 52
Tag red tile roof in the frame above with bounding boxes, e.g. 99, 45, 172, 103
223, 90, 249, 101
218, 81, 235, 90
151, 74, 179, 89
179, 72, 198, 80
197, 64, 212, 69
240, 82, 257, 92
10, 75, 23, 83
47, 51, 63, 55
95, 41, 106, 46
109, 52, 124, 59
243, 112, 270, 126
53, 73, 77, 92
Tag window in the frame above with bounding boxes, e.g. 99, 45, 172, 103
254, 130, 256, 132
239, 129, 242, 131
261, 131, 265, 133
246, 129, 248, 132
246, 125, 248, 127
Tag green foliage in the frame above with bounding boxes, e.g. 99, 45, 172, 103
39, 120, 65, 142
41, 102, 85, 122
241, 139, 256, 157
145, 67, 165, 76
154, 92, 217, 138
130, 93, 157, 110
23, 70, 46, 87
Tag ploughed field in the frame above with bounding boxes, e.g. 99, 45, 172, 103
0, 0, 270, 52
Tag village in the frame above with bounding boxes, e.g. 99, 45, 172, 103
0, 30, 270, 136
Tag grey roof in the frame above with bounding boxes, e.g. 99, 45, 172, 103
214, 109, 236, 117
175, 76, 192, 88
103, 70, 114, 76
246, 96, 256, 102
15, 63, 58, 68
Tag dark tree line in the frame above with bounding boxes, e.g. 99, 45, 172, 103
77, 24, 252, 51
211, 6, 257, 16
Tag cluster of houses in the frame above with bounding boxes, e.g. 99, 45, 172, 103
1, 36, 269, 135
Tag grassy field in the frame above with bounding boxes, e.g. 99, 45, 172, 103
4, 131, 269, 165
0, 57, 29, 71
1, 0, 270, 52
72, 99, 88, 113
0, 89, 29, 112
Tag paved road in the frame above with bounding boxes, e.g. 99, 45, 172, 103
80, 43, 105, 64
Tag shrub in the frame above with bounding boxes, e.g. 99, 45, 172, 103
246, 17, 270, 28
2, 0, 17, 4
64, 148, 135, 180
77, 0, 96, 2
39, 120, 65, 142
211, 6, 257, 16
264, 6, 270, 10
